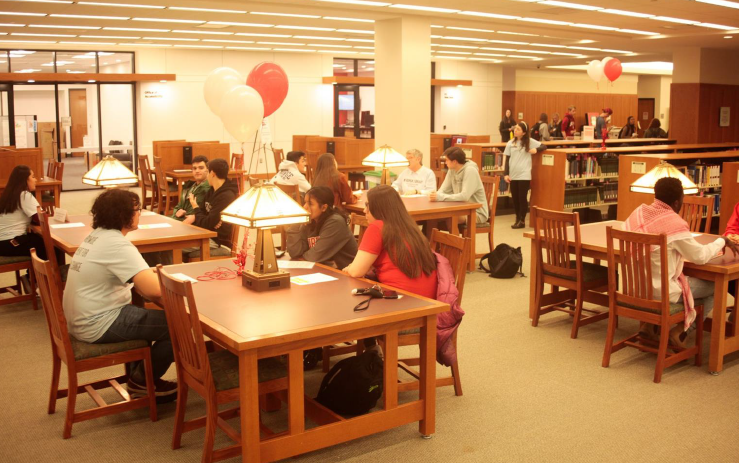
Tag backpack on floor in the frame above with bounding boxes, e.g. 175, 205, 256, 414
316, 349, 383, 416
480, 243, 525, 279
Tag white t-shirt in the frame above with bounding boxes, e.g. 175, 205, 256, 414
391, 166, 437, 194
63, 228, 150, 342
0, 191, 39, 241
504, 138, 542, 181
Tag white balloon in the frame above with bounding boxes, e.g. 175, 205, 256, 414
219, 85, 265, 143
203, 67, 243, 116
601, 56, 614, 68
586, 60, 603, 82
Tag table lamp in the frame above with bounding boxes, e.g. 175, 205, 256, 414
630, 161, 698, 195
362, 145, 409, 185
82, 155, 139, 187
220, 181, 309, 292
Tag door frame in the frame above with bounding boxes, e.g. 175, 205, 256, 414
637, 97, 655, 137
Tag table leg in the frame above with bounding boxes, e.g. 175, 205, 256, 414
201, 238, 211, 261
287, 350, 305, 435
239, 350, 261, 463
468, 210, 476, 272
419, 314, 436, 437
172, 248, 183, 265
383, 331, 398, 410
709, 275, 729, 374
528, 238, 537, 320
54, 185, 61, 208
450, 216, 459, 235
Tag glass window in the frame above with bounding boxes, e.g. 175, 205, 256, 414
56, 51, 98, 74
357, 59, 374, 77
58, 83, 101, 190
100, 83, 134, 170
0, 51, 8, 73
9, 50, 54, 74
99, 52, 133, 73
359, 86, 374, 139
333, 58, 354, 76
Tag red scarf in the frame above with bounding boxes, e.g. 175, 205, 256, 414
624, 200, 695, 330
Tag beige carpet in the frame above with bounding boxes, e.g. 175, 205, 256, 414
2, 189, 739, 462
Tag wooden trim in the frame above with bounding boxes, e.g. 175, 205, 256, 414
0, 73, 176, 83
322, 76, 473, 86
431, 79, 472, 86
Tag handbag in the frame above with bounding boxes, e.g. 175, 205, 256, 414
479, 243, 525, 279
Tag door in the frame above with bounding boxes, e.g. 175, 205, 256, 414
69, 88, 87, 149
637, 98, 655, 137
333, 84, 360, 138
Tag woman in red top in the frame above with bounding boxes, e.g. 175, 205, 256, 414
343, 185, 437, 299
312, 153, 357, 209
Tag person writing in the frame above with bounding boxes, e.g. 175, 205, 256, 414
63, 189, 176, 402
624, 177, 738, 348
391, 149, 436, 195
430, 147, 488, 227
170, 155, 210, 221
562, 105, 576, 139
271, 150, 311, 195
499, 109, 516, 142
504, 121, 547, 229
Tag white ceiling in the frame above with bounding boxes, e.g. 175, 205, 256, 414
0, 0, 736, 69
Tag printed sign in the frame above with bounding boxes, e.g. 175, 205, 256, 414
61, 116, 71, 127
541, 154, 554, 166
631, 161, 646, 174
720, 107, 730, 127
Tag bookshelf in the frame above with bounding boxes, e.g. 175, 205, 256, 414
430, 133, 490, 170
719, 162, 739, 234
291, 135, 374, 166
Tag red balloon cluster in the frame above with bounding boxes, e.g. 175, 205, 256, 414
246, 62, 289, 117
604, 59, 622, 82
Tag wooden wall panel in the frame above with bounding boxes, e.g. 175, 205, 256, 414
0, 148, 43, 187
669, 84, 700, 144
670, 83, 739, 145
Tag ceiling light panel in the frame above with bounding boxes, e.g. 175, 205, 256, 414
105, 27, 170, 32
697, 23, 738, 29
207, 21, 273, 28
142, 36, 199, 41
77, 2, 165, 8
315, 0, 389, 6
235, 32, 291, 37
389, 4, 459, 13
202, 39, 256, 43
172, 30, 234, 35
337, 29, 373, 34
11, 32, 75, 37
225, 46, 271, 50
293, 35, 343, 40
51, 14, 129, 20
459, 11, 520, 20
447, 27, 495, 33
169, 7, 247, 14
251, 12, 321, 19
0, 23, 26, 27
0, 12, 47, 16
257, 41, 305, 46
80, 35, 142, 39
538, 1, 603, 10
323, 17, 374, 23
598, 9, 654, 18
519, 18, 572, 26
30, 24, 102, 29
696, 0, 739, 9
173, 44, 222, 48
274, 25, 335, 31
133, 18, 204, 24
617, 29, 659, 35
650, 16, 699, 25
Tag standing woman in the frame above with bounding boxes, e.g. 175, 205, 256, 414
343, 185, 437, 300
550, 112, 563, 139
0, 165, 50, 260
619, 116, 637, 139
504, 122, 547, 229
312, 153, 357, 208
499, 109, 516, 143
538, 113, 551, 141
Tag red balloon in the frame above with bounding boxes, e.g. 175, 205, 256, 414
246, 62, 289, 117
603, 58, 622, 82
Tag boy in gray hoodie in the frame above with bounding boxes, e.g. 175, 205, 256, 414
431, 147, 489, 225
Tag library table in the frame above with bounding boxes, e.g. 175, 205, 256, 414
524, 220, 739, 374
43, 212, 216, 264
163, 260, 447, 463
345, 192, 483, 271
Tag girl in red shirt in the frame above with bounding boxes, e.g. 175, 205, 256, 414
343, 185, 437, 299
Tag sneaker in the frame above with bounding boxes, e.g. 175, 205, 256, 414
512, 221, 525, 229
127, 377, 178, 404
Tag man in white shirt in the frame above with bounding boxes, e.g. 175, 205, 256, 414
271, 151, 311, 194
391, 149, 436, 195
624, 177, 739, 347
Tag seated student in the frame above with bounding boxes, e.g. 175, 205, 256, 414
0, 165, 48, 261
286, 186, 357, 269
312, 153, 357, 209
170, 155, 209, 221
62, 189, 176, 402
344, 185, 437, 300
391, 149, 436, 195
271, 150, 311, 194
182, 158, 239, 259
624, 177, 738, 347
430, 147, 488, 227
644, 118, 668, 138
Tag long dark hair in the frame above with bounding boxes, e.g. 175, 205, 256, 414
0, 165, 32, 214
366, 185, 436, 279
502, 109, 514, 125
648, 118, 661, 130
305, 186, 345, 234
312, 153, 340, 191
540, 113, 548, 124
514, 121, 531, 151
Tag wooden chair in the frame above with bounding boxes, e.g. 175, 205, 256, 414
41, 161, 63, 214
468, 175, 500, 258
434, 170, 445, 190
396, 228, 471, 396
139, 156, 157, 211
349, 212, 369, 244
37, 211, 64, 294
230, 153, 245, 194
32, 249, 157, 438
272, 147, 284, 173
275, 183, 301, 251
602, 227, 703, 383
156, 266, 287, 462
153, 156, 179, 216
46, 159, 54, 177
680, 195, 714, 234
0, 252, 37, 311
305, 150, 319, 183
531, 207, 610, 339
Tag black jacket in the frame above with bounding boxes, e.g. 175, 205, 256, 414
193, 179, 239, 247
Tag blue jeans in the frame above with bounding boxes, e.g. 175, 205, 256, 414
94, 304, 174, 383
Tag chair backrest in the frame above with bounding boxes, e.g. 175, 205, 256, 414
434, 170, 445, 190
276, 182, 300, 203
31, 249, 75, 364
481, 175, 500, 228
139, 156, 153, 187
680, 195, 713, 234
349, 213, 369, 244
46, 160, 54, 177
231, 152, 243, 171
54, 161, 64, 181
156, 266, 215, 392
430, 146, 441, 170
272, 148, 284, 172
37, 211, 62, 285
531, 206, 581, 281
429, 228, 471, 302
153, 156, 168, 190
606, 226, 670, 315
306, 150, 319, 182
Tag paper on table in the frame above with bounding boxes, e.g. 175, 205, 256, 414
691, 233, 701, 237
140, 210, 157, 216
290, 273, 338, 285
277, 260, 315, 269
353, 190, 363, 196
50, 222, 84, 228
401, 194, 425, 198
170, 273, 198, 284
138, 223, 172, 229
173, 169, 191, 172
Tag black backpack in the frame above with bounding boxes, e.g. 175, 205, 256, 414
530, 122, 541, 141
480, 243, 525, 279
316, 349, 383, 416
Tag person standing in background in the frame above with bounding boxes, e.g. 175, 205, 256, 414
499, 109, 516, 142
504, 122, 547, 229
594, 108, 613, 140
562, 105, 576, 139
550, 112, 563, 139
618, 116, 638, 139
537, 113, 551, 141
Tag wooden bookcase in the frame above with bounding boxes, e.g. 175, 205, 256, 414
0, 147, 43, 188
430, 133, 490, 170
152, 140, 230, 172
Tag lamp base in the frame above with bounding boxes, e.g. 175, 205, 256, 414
242, 269, 291, 292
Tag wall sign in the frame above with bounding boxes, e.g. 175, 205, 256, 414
720, 107, 730, 127
541, 154, 554, 166
631, 161, 646, 174
61, 116, 71, 127
144, 90, 163, 99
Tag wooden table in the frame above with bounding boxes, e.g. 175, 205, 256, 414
36, 176, 62, 208
524, 220, 739, 374
164, 259, 447, 463
165, 169, 245, 198
338, 164, 372, 174
346, 192, 482, 271
45, 212, 216, 264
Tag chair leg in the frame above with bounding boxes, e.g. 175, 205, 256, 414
695, 308, 704, 367
531, 276, 544, 328
156, 190, 164, 214
570, 289, 584, 339
29, 265, 38, 310
202, 397, 219, 463
48, 354, 61, 414
654, 323, 670, 383
602, 311, 617, 368
450, 360, 463, 396
63, 372, 78, 439
142, 350, 158, 422
172, 382, 189, 450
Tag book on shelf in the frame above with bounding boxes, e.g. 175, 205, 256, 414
686, 164, 721, 188
565, 153, 618, 179
564, 186, 600, 208
482, 150, 506, 172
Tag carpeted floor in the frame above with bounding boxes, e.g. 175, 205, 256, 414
2, 188, 739, 462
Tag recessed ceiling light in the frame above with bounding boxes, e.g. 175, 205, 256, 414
0, 23, 25, 27
650, 16, 699, 25
133, 18, 204, 24
539, 1, 602, 10
437, 51, 471, 55
389, 4, 459, 13
251, 12, 321, 19
617, 29, 660, 35
172, 30, 234, 35
60, 41, 117, 45
17, 0, 72, 3
105, 27, 170, 32
117, 42, 172, 46
354, 46, 374, 49
323, 17, 374, 23
601, 49, 632, 53
308, 43, 351, 48
447, 27, 495, 33
274, 25, 335, 31
78, 2, 165, 8
571, 24, 618, 31
235, 33, 291, 38
0, 12, 47, 16
697, 22, 738, 30
489, 39, 528, 45
598, 9, 654, 18
433, 44, 479, 49
530, 43, 559, 48
0, 39, 55, 43
207, 21, 273, 28
202, 39, 256, 43
169, 6, 246, 14
81, 35, 141, 39
442, 36, 486, 42
256, 41, 306, 46
519, 18, 572, 26
314, 0, 389, 5
550, 52, 584, 56
142, 37, 199, 41
459, 11, 520, 20
345, 38, 374, 42
338, 29, 373, 34
273, 48, 316, 52
725, 35, 734, 38
293, 35, 343, 41
507, 55, 539, 59
30, 24, 102, 29
567, 46, 600, 50
497, 31, 539, 37
11, 32, 76, 37
224, 46, 272, 50
51, 14, 129, 20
